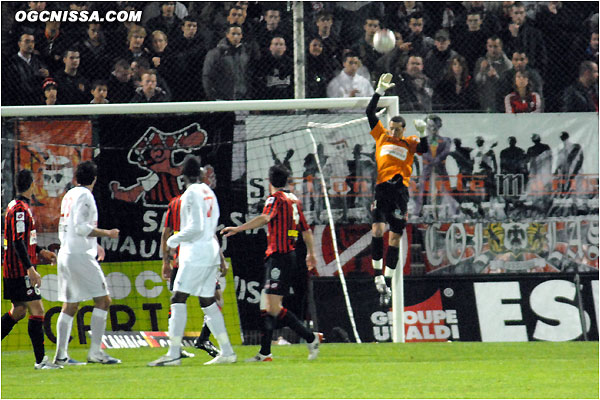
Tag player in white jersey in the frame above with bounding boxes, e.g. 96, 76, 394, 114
53, 161, 121, 366
148, 156, 236, 367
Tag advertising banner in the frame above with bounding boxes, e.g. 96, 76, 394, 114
0, 261, 242, 349
14, 119, 93, 238
310, 273, 599, 343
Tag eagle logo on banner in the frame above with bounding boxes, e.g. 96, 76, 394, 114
109, 123, 208, 207
485, 222, 547, 255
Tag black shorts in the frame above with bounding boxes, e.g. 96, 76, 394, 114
264, 252, 295, 296
371, 175, 409, 225
3, 276, 42, 303
169, 267, 179, 292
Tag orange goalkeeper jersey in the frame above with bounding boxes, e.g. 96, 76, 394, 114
370, 120, 422, 186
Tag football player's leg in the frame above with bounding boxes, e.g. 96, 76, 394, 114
27, 300, 46, 364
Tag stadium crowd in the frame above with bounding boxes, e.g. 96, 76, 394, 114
1, 1, 598, 112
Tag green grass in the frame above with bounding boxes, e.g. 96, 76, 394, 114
2, 342, 598, 399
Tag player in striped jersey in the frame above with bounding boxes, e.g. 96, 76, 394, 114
1, 169, 61, 369
368, 73, 429, 304
221, 164, 322, 362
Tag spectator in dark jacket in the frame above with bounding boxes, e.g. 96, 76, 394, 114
389, 54, 433, 112
170, 17, 208, 101
202, 24, 251, 100
4, 32, 49, 105
107, 58, 135, 104
424, 29, 458, 86
305, 37, 337, 98
501, 2, 547, 74
35, 21, 72, 76
78, 23, 111, 80
433, 54, 477, 111
561, 61, 598, 112
145, 2, 182, 41
54, 48, 89, 104
130, 69, 171, 102
254, 36, 293, 99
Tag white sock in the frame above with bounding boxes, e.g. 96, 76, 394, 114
55, 312, 73, 360
373, 259, 383, 271
202, 303, 234, 356
167, 303, 187, 358
89, 308, 108, 355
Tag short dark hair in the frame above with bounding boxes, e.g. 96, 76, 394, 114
63, 48, 80, 58
181, 15, 198, 25
75, 161, 97, 186
342, 50, 359, 63
225, 23, 242, 34
16, 169, 34, 193
91, 80, 107, 90
390, 116, 406, 127
269, 164, 290, 188
182, 155, 202, 179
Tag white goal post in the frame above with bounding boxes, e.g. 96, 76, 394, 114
2, 96, 405, 344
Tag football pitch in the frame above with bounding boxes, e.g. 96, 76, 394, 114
1, 342, 598, 399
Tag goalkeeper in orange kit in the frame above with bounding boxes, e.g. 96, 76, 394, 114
367, 73, 429, 305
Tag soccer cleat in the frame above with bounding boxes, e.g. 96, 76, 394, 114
147, 354, 182, 367
87, 350, 121, 365
34, 356, 63, 370
245, 353, 273, 362
204, 353, 237, 365
53, 356, 87, 366
180, 349, 195, 358
307, 332, 323, 360
195, 340, 219, 358
374, 275, 388, 294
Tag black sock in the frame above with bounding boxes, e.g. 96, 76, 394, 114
386, 245, 399, 270
259, 312, 274, 356
198, 322, 211, 342
372, 236, 384, 276
278, 308, 314, 343
1, 312, 18, 340
28, 316, 45, 364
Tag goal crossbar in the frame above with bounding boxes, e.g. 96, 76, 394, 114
1, 96, 400, 117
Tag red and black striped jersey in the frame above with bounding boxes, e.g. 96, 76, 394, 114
3, 196, 37, 278
262, 190, 310, 257
164, 195, 182, 265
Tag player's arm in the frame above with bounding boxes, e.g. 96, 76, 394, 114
367, 73, 396, 129
301, 230, 316, 270
11, 212, 41, 287
218, 247, 228, 277
167, 193, 204, 248
73, 195, 119, 238
220, 214, 271, 237
160, 225, 174, 280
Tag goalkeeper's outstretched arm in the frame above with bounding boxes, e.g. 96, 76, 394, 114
367, 73, 396, 129
366, 92, 381, 130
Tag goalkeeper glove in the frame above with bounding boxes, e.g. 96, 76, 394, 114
376, 73, 395, 95
414, 119, 427, 137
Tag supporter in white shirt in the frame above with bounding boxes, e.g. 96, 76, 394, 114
327, 51, 375, 98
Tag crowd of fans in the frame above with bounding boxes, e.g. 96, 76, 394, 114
1, 1, 598, 112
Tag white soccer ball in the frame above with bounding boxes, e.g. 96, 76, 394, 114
373, 29, 396, 54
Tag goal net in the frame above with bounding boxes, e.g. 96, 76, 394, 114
1, 96, 406, 351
